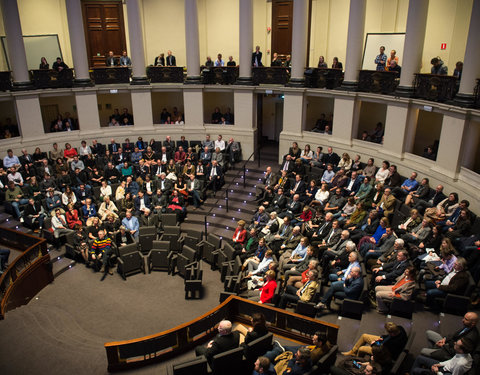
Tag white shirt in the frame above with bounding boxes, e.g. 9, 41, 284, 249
438, 353, 472, 375
441, 270, 458, 286
375, 167, 389, 183
79, 145, 92, 156
315, 190, 329, 203
214, 140, 226, 151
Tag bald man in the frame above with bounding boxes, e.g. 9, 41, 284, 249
421, 312, 479, 361
195, 320, 240, 364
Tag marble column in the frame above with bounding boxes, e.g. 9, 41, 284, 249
396, 0, 429, 96
0, 0, 32, 89
74, 90, 101, 133
455, 0, 480, 107
15, 95, 44, 139
185, 0, 201, 83
289, 0, 309, 86
341, 0, 367, 89
65, 0, 92, 86
238, 0, 253, 84
126, 0, 148, 85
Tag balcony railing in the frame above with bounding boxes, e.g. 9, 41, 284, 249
358, 70, 399, 95
304, 68, 343, 89
201, 66, 239, 85
90, 67, 131, 84
30, 69, 74, 89
146, 66, 184, 83
413, 73, 458, 102
474, 79, 480, 109
252, 66, 290, 85
0, 71, 12, 91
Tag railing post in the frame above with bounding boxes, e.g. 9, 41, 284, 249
225, 189, 229, 212
243, 165, 246, 188
204, 216, 208, 237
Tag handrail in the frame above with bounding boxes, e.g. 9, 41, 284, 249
203, 149, 256, 236
0, 227, 50, 319
104, 295, 339, 372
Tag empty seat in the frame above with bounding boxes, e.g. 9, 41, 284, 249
116, 243, 145, 280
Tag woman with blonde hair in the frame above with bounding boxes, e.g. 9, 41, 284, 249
338, 153, 352, 171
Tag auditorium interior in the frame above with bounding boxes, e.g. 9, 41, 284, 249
0, 0, 480, 374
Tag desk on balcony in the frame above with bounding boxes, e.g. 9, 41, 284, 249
358, 70, 399, 95
146, 66, 184, 83
304, 68, 343, 89
413, 73, 458, 102
252, 67, 290, 85
90, 67, 131, 84
201, 66, 239, 84
0, 71, 12, 91
30, 69, 74, 89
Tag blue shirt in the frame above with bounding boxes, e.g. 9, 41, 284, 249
401, 178, 419, 191
3, 155, 20, 168
291, 244, 308, 261
322, 170, 335, 183
372, 225, 386, 243
122, 216, 139, 237
342, 261, 360, 281
375, 53, 387, 71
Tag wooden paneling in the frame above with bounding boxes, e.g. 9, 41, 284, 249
272, 0, 293, 58
82, 1, 127, 67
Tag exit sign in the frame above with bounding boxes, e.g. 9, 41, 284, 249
441, 43, 447, 50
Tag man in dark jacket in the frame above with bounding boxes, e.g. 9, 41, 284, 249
195, 320, 240, 364
316, 266, 363, 309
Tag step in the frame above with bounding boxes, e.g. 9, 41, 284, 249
52, 257, 76, 278
0, 212, 11, 223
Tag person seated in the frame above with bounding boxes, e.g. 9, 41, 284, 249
342, 322, 407, 360
252, 356, 275, 375
391, 172, 419, 199
233, 313, 269, 347
51, 209, 74, 249
411, 338, 472, 375
423, 145, 437, 161
278, 237, 309, 272
200, 146, 212, 165
214, 53, 224, 67
277, 225, 302, 256
401, 219, 432, 247
242, 237, 268, 268
232, 220, 248, 248
278, 194, 302, 220
166, 190, 186, 220
363, 226, 396, 262
72, 224, 89, 265
52, 57, 69, 72
316, 266, 363, 310
204, 56, 214, 67
330, 348, 387, 375
320, 230, 350, 269
89, 229, 114, 274
103, 214, 119, 237
115, 225, 134, 247
207, 160, 223, 196
444, 209, 472, 240
276, 347, 312, 375
65, 203, 82, 229
277, 269, 319, 309
119, 51, 131, 66
244, 251, 275, 288
133, 190, 151, 217
195, 320, 240, 365
424, 257, 470, 307
375, 266, 417, 314
98, 195, 118, 220
39, 57, 49, 70
211, 107, 223, 124
371, 250, 410, 287
271, 53, 282, 67
122, 210, 139, 240
24, 197, 46, 231
105, 51, 118, 67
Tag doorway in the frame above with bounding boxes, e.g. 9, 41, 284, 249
82, 0, 127, 67
257, 93, 284, 142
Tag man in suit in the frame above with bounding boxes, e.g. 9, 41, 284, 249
140, 208, 159, 228
278, 194, 302, 219
344, 171, 362, 196
321, 147, 340, 168
421, 311, 479, 361
187, 174, 202, 209
280, 155, 294, 175
200, 146, 212, 166
105, 51, 117, 66
424, 257, 470, 307
316, 266, 363, 310
377, 187, 396, 218
265, 216, 292, 248
313, 217, 341, 254
24, 198, 45, 230
250, 205, 269, 231
266, 188, 287, 214
166, 50, 176, 66
320, 230, 350, 268
207, 160, 223, 196
91, 139, 104, 156
414, 184, 447, 215
19, 149, 34, 170
278, 225, 302, 256
226, 138, 241, 164
363, 226, 397, 262
134, 190, 151, 217
195, 320, 240, 365
290, 174, 306, 198
372, 250, 409, 287
252, 45, 263, 67
256, 166, 277, 199
108, 139, 121, 155
157, 173, 172, 195
278, 269, 319, 308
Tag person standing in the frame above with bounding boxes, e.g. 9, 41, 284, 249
374, 46, 387, 71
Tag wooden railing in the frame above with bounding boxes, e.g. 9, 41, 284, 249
0, 71, 12, 91
90, 67, 131, 84
30, 69, 74, 89
358, 70, 399, 95
0, 227, 52, 319
413, 73, 458, 102
252, 67, 290, 85
104, 295, 339, 372
146, 66, 184, 83
304, 68, 343, 89
201, 66, 239, 85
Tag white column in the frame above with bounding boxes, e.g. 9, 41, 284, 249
65, 0, 92, 86
396, 0, 429, 96
185, 0, 201, 83
332, 97, 359, 146
455, 0, 480, 106
74, 91, 100, 133
126, 0, 148, 85
289, 0, 309, 86
15, 95, 44, 139
383, 104, 418, 158
238, 0, 253, 83
0, 0, 31, 89
131, 90, 154, 129
342, 0, 367, 89
183, 88, 204, 129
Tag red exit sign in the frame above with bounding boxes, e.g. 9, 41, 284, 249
441, 43, 447, 50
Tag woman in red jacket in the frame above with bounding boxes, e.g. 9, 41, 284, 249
257, 270, 277, 304
232, 220, 247, 250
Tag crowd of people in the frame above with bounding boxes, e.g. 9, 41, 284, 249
0, 134, 242, 274
218, 141, 480, 373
